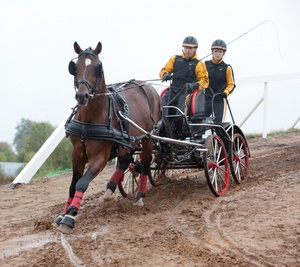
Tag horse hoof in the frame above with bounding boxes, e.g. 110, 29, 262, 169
100, 189, 118, 208
103, 189, 114, 200
132, 197, 144, 206
132, 192, 145, 207
59, 224, 73, 234
53, 215, 64, 226
58, 214, 75, 234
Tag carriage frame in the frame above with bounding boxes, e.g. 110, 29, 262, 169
118, 96, 250, 198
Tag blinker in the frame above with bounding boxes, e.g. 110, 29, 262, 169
68, 61, 76, 76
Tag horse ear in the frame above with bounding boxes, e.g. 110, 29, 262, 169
68, 61, 76, 76
74, 42, 83, 54
94, 42, 102, 55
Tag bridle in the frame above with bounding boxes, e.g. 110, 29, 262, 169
69, 48, 104, 97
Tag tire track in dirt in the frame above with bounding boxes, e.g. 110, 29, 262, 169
166, 189, 267, 267
202, 193, 274, 267
164, 131, 300, 266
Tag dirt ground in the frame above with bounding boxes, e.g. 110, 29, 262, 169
0, 130, 299, 267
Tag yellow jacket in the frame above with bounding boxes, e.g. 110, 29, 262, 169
159, 54, 209, 90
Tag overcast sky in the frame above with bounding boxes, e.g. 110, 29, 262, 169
0, 0, 299, 146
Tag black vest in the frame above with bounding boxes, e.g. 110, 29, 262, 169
205, 60, 228, 97
172, 55, 199, 89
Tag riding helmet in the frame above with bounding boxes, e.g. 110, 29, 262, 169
211, 39, 227, 51
182, 36, 198, 47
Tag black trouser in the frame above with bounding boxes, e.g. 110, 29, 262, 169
204, 96, 226, 123
161, 88, 186, 115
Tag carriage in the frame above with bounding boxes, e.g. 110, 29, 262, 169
55, 42, 250, 234
117, 89, 250, 198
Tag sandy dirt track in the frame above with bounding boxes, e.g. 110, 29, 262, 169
0, 130, 299, 267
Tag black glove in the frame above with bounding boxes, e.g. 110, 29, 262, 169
186, 83, 199, 93
162, 73, 172, 82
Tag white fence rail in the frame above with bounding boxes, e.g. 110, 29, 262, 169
10, 71, 300, 187
232, 71, 300, 137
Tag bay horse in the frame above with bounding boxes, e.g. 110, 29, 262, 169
54, 42, 163, 234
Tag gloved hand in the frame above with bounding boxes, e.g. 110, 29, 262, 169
186, 83, 199, 93
216, 92, 228, 99
162, 73, 172, 82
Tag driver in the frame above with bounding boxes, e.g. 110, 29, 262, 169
159, 36, 209, 115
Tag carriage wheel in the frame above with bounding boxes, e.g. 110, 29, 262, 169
148, 166, 168, 186
203, 134, 229, 197
117, 162, 140, 197
116, 154, 140, 198
148, 151, 171, 187
230, 133, 249, 184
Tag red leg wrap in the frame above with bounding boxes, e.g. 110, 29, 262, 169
138, 174, 148, 193
70, 191, 84, 210
110, 169, 124, 184
64, 197, 73, 213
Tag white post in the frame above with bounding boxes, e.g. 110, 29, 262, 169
9, 113, 70, 188
262, 82, 268, 138
291, 115, 300, 129
239, 97, 264, 128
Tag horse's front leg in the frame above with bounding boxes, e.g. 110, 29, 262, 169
58, 156, 108, 234
53, 165, 84, 225
54, 148, 85, 226
58, 167, 103, 233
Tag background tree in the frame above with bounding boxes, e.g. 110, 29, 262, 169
13, 119, 34, 153
16, 120, 54, 162
14, 119, 72, 177
40, 137, 72, 176
0, 142, 17, 162
0, 143, 17, 184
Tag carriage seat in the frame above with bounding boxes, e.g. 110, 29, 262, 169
159, 88, 207, 139
188, 90, 206, 123
159, 87, 205, 121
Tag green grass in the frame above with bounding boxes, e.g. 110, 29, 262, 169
45, 169, 72, 177
245, 127, 299, 139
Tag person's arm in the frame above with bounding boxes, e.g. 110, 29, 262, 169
159, 55, 176, 79
195, 61, 209, 90
224, 65, 235, 96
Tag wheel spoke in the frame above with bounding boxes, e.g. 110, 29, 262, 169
204, 134, 229, 197
230, 133, 249, 184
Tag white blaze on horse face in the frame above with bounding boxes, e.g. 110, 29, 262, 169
83, 58, 92, 78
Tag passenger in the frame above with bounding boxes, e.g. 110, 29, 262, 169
159, 36, 209, 115
205, 39, 236, 123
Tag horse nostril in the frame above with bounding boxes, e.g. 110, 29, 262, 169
75, 91, 90, 106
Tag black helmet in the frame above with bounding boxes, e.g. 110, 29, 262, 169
211, 39, 227, 51
182, 36, 198, 47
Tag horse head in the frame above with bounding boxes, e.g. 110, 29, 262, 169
69, 42, 104, 106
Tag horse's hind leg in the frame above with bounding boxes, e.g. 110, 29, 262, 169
133, 141, 153, 206
104, 153, 133, 201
